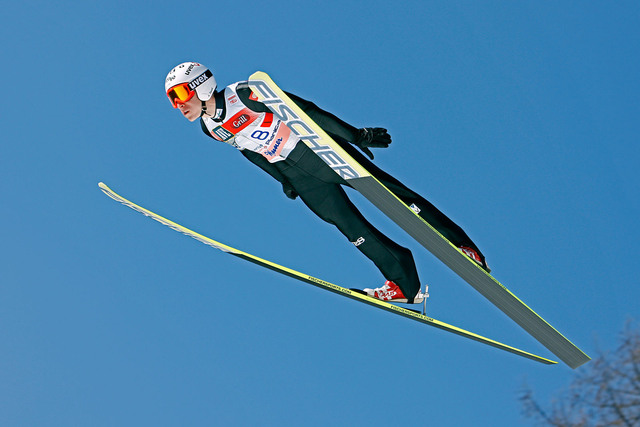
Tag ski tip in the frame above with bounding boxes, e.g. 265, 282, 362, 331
249, 71, 268, 81
98, 182, 118, 200
98, 182, 111, 195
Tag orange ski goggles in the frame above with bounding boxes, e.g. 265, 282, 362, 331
167, 83, 195, 108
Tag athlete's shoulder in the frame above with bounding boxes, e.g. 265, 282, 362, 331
227, 80, 271, 113
219, 80, 249, 93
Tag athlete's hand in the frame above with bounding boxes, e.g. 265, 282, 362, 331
354, 127, 392, 159
282, 182, 298, 200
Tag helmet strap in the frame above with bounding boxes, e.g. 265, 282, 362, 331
200, 100, 208, 117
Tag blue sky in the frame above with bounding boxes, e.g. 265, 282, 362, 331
2, 1, 639, 426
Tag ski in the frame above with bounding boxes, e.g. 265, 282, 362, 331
247, 72, 590, 369
99, 182, 556, 365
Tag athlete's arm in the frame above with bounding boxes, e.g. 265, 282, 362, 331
240, 85, 390, 160
285, 92, 360, 143
236, 84, 359, 141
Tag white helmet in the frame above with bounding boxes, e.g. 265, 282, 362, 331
165, 62, 217, 106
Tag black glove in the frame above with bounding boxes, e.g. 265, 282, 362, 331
282, 182, 298, 200
353, 127, 392, 160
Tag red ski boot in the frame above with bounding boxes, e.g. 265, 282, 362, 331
363, 281, 426, 304
459, 246, 491, 273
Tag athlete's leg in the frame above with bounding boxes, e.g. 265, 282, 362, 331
334, 138, 487, 266
297, 181, 421, 300
278, 145, 421, 300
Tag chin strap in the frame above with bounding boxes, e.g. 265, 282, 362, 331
200, 100, 208, 117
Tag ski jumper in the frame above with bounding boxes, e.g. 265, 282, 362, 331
200, 82, 484, 302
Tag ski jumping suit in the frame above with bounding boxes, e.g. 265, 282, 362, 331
200, 81, 484, 302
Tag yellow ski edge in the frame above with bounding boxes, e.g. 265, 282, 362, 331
98, 182, 556, 365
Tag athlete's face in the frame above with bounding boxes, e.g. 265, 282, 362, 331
176, 95, 202, 122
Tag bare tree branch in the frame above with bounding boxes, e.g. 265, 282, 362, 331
520, 319, 640, 427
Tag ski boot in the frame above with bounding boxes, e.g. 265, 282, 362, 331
363, 280, 427, 304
